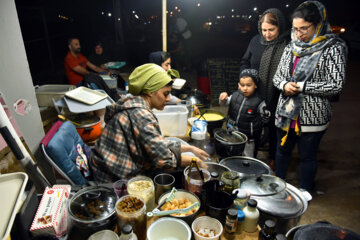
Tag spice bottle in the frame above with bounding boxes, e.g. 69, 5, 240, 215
225, 208, 238, 234
243, 199, 259, 233
119, 224, 138, 240
237, 209, 245, 233
258, 219, 276, 240
233, 189, 250, 210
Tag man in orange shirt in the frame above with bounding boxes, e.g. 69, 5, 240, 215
64, 38, 107, 86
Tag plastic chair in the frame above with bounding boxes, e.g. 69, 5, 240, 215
40, 121, 91, 186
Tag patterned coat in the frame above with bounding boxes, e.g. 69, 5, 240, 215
273, 42, 346, 132
90, 95, 180, 182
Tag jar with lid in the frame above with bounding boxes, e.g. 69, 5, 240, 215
127, 175, 155, 211
119, 224, 138, 240
237, 209, 245, 233
258, 219, 276, 240
221, 171, 240, 194
225, 208, 238, 234
116, 195, 146, 240
243, 199, 259, 233
233, 188, 250, 210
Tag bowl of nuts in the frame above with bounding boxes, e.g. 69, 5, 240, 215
157, 189, 201, 225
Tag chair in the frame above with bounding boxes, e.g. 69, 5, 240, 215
40, 120, 91, 185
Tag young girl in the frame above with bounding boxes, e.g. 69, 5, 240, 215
219, 69, 270, 157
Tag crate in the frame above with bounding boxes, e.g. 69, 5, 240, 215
100, 75, 117, 89
153, 105, 189, 136
35, 84, 75, 107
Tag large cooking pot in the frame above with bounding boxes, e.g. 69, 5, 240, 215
68, 114, 102, 142
179, 89, 210, 109
68, 186, 117, 238
286, 221, 360, 240
195, 111, 226, 137
214, 128, 247, 156
219, 156, 273, 177
238, 174, 312, 234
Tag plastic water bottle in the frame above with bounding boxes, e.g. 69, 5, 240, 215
243, 199, 259, 233
125, 81, 129, 92
119, 224, 137, 240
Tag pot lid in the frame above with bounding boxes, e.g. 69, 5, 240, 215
214, 129, 246, 144
69, 186, 117, 222
239, 174, 286, 196
219, 156, 272, 176
294, 222, 360, 240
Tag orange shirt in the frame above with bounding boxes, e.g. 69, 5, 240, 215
64, 52, 89, 85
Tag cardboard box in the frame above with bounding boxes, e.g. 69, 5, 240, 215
30, 185, 70, 237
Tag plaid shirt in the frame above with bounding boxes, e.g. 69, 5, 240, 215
90, 95, 180, 182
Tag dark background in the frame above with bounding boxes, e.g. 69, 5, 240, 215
13, 0, 357, 86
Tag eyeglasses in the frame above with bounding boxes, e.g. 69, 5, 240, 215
292, 24, 313, 34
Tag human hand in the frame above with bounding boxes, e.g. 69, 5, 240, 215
190, 145, 209, 161
219, 92, 228, 101
193, 105, 201, 115
284, 82, 300, 96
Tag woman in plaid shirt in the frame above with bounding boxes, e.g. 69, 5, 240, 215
90, 64, 208, 182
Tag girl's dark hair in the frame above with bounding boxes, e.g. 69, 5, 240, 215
160, 52, 171, 64
260, 12, 278, 27
291, 2, 321, 25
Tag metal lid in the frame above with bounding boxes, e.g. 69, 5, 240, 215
219, 156, 272, 176
239, 174, 286, 196
214, 129, 247, 145
69, 186, 117, 222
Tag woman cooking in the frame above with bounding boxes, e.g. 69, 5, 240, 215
90, 63, 209, 182
273, 1, 347, 192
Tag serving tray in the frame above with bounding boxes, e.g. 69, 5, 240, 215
65, 86, 107, 105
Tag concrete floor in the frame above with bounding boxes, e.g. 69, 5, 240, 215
181, 59, 360, 234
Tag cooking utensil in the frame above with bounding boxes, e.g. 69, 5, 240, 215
58, 114, 81, 126
219, 156, 273, 177
196, 110, 207, 121
214, 129, 247, 157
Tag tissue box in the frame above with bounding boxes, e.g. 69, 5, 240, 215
153, 105, 189, 136
30, 185, 71, 237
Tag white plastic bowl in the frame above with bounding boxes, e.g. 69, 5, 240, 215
147, 217, 191, 240
88, 230, 119, 240
192, 216, 223, 240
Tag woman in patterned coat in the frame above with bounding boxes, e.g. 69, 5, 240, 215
273, 1, 347, 191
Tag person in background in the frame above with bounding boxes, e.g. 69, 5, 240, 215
90, 64, 209, 182
88, 42, 110, 71
273, 1, 347, 192
149, 51, 200, 114
64, 38, 108, 86
219, 69, 270, 157
240, 8, 290, 169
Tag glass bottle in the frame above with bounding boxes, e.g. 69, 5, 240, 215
119, 224, 138, 240
233, 188, 250, 210
225, 208, 238, 234
243, 199, 259, 233
258, 219, 276, 240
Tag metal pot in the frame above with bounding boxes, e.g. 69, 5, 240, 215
219, 156, 273, 177
238, 174, 312, 234
68, 186, 117, 238
286, 222, 360, 240
214, 129, 247, 157
68, 114, 102, 142
179, 89, 210, 109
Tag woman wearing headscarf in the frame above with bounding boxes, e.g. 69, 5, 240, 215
273, 1, 347, 192
90, 64, 209, 182
240, 8, 290, 168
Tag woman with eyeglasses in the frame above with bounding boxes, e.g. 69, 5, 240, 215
240, 8, 290, 168
273, 1, 347, 192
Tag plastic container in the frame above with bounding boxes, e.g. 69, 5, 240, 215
116, 195, 146, 240
184, 167, 211, 195
35, 84, 75, 107
192, 216, 223, 240
243, 199, 259, 233
127, 176, 155, 211
232, 189, 250, 210
147, 217, 191, 240
237, 210, 245, 233
153, 105, 189, 136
